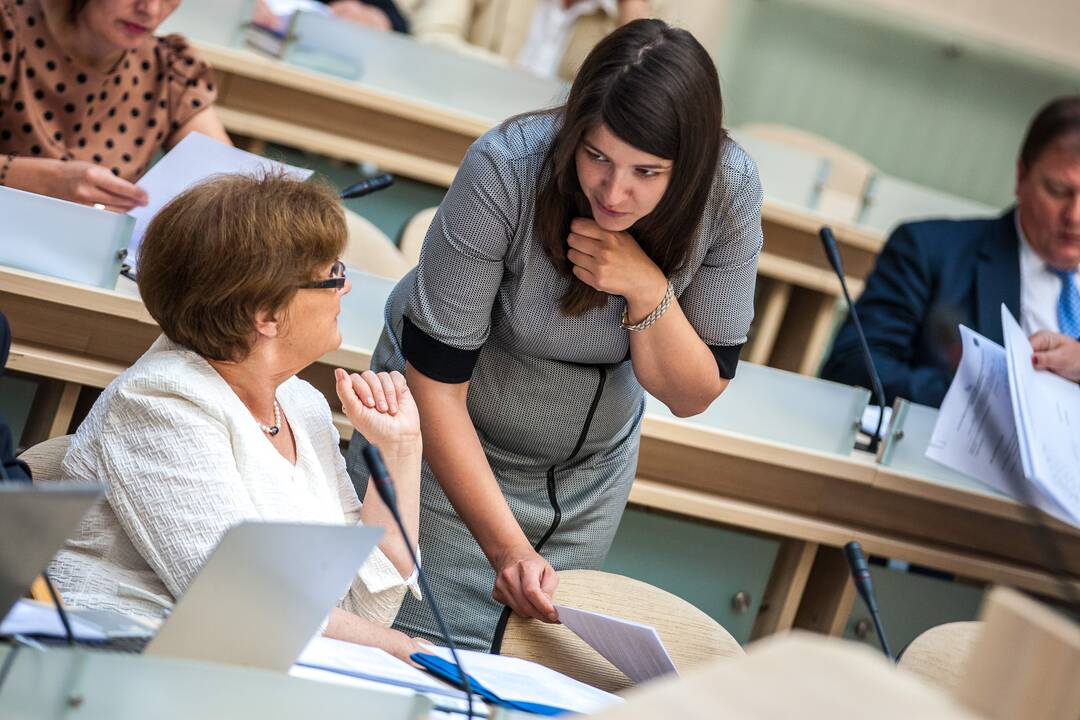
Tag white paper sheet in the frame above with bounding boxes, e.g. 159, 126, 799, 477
926, 325, 1024, 497
859, 405, 893, 439
296, 636, 466, 699
1, 599, 108, 640
295, 636, 618, 716
263, 0, 331, 16
554, 604, 677, 684
1001, 306, 1080, 525
424, 645, 622, 715
126, 132, 313, 265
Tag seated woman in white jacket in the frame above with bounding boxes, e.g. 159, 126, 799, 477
49, 172, 425, 661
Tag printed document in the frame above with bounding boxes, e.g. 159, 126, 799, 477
926, 325, 1023, 498
926, 306, 1080, 527
1001, 307, 1080, 524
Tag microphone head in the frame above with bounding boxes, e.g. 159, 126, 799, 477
818, 226, 845, 276
340, 174, 395, 200
844, 540, 870, 577
362, 444, 397, 509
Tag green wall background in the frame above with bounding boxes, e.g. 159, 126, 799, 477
714, 0, 1080, 208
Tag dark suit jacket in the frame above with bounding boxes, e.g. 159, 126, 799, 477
1, 313, 32, 481
820, 209, 1021, 408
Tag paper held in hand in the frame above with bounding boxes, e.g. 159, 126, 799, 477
126, 132, 313, 267
555, 604, 678, 684
926, 304, 1080, 527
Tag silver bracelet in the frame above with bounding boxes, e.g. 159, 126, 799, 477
622, 281, 675, 332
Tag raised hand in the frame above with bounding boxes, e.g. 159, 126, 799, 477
335, 368, 421, 457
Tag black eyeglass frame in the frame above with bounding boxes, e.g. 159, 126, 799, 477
298, 260, 347, 290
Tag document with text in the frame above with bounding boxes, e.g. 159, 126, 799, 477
926, 306, 1080, 527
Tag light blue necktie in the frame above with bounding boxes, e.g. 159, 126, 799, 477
1053, 268, 1080, 339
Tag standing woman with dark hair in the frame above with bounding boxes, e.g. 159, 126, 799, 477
0, 0, 229, 210
349, 18, 762, 651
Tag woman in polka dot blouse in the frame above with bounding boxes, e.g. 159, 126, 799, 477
347, 19, 763, 650
0, 0, 228, 211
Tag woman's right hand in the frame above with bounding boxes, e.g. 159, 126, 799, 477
21, 159, 149, 212
1030, 330, 1080, 382
335, 368, 422, 457
492, 544, 560, 623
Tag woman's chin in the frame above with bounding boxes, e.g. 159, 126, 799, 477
595, 215, 634, 232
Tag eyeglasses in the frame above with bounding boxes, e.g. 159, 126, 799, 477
299, 260, 346, 290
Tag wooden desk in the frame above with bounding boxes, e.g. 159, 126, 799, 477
6, 263, 1076, 647
187, 31, 885, 376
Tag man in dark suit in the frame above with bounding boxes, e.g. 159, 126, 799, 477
1, 312, 32, 481
822, 96, 1080, 407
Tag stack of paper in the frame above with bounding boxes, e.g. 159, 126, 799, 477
927, 305, 1080, 527
293, 636, 621, 716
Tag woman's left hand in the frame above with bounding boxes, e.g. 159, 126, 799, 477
335, 368, 421, 457
566, 218, 668, 315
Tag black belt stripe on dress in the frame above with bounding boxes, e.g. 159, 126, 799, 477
490, 364, 608, 654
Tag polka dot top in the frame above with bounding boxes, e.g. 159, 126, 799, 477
0, 0, 217, 180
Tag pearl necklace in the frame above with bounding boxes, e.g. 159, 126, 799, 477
256, 400, 282, 437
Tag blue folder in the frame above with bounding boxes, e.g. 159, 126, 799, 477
411, 652, 573, 716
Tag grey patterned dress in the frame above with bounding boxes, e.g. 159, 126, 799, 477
346, 112, 762, 651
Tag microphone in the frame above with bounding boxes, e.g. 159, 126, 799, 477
844, 541, 893, 660
820, 226, 887, 452
340, 174, 394, 200
362, 444, 475, 720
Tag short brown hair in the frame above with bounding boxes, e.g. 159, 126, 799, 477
137, 172, 346, 361
1020, 96, 1080, 168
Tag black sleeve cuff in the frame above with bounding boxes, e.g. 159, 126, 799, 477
709, 343, 743, 379
401, 315, 481, 384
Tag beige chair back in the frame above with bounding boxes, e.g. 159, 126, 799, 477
341, 208, 411, 280
954, 587, 1080, 720
499, 569, 743, 693
898, 621, 981, 693
738, 123, 876, 221
17, 434, 72, 481
398, 206, 437, 268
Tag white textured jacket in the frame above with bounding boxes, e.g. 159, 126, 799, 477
49, 336, 419, 627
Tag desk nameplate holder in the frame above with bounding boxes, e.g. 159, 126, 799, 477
0, 185, 133, 290
646, 361, 870, 456
730, 130, 829, 211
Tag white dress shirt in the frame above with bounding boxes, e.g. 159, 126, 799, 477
516, 0, 617, 79
1016, 214, 1079, 336
49, 336, 420, 626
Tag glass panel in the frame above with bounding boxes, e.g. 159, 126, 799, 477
0, 186, 132, 289
646, 361, 869, 456
880, 399, 1010, 499
859, 174, 996, 233
729, 129, 828, 210
336, 268, 397, 351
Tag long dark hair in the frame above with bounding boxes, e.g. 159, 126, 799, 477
535, 19, 726, 316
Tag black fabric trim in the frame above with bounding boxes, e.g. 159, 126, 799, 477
401, 316, 481, 384
709, 342, 744, 380
490, 606, 513, 654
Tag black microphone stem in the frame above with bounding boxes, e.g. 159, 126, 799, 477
363, 445, 475, 720
820, 227, 887, 452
